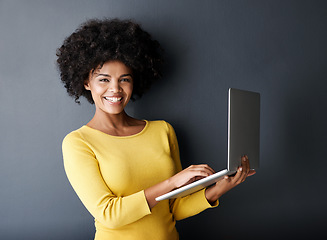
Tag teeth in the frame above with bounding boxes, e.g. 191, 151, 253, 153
105, 97, 122, 102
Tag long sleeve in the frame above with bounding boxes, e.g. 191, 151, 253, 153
165, 122, 219, 221
62, 131, 151, 229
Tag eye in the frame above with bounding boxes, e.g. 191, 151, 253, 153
120, 78, 132, 83
99, 78, 110, 82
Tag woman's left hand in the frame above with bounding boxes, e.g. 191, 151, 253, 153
205, 155, 256, 204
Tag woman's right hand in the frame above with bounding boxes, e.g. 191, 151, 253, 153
168, 164, 216, 189
145, 164, 215, 208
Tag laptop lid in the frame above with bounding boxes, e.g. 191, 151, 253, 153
228, 88, 260, 171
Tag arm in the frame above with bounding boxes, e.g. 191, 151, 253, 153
144, 164, 215, 208
144, 122, 219, 220
62, 132, 151, 229
144, 122, 216, 209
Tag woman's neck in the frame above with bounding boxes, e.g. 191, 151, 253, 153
86, 109, 145, 136
87, 108, 130, 128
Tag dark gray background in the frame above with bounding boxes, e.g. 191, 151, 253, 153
1, 0, 326, 239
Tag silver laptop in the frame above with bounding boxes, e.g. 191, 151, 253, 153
155, 88, 260, 201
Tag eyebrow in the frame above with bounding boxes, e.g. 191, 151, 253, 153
95, 73, 133, 78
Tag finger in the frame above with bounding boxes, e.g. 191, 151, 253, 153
197, 164, 216, 174
245, 155, 250, 175
247, 169, 256, 177
192, 169, 212, 178
186, 169, 212, 180
240, 169, 248, 183
241, 155, 250, 180
231, 166, 244, 184
234, 156, 248, 183
240, 158, 249, 183
221, 175, 231, 183
242, 155, 250, 174
189, 164, 215, 175
174, 165, 214, 187
235, 157, 249, 184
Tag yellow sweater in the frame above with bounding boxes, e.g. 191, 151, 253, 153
62, 120, 218, 239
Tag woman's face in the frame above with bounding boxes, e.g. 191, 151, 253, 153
85, 60, 133, 115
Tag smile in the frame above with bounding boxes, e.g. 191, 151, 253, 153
104, 97, 123, 103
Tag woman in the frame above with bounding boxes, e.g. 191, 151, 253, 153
57, 18, 255, 240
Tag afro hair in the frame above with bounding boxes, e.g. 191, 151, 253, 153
56, 18, 164, 104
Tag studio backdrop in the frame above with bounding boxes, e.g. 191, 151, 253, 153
1, 0, 327, 239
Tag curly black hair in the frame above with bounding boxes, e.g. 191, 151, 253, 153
56, 18, 164, 104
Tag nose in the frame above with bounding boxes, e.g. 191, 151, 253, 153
109, 80, 122, 93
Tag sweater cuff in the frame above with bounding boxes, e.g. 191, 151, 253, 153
198, 188, 219, 208
182, 188, 219, 215
124, 190, 151, 221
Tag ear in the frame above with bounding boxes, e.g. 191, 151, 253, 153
84, 81, 91, 90
85, 70, 94, 90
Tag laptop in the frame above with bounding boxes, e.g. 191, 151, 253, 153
155, 88, 260, 201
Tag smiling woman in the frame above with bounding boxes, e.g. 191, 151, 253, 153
85, 61, 134, 115
83, 60, 146, 136
56, 18, 163, 104
56, 18, 253, 240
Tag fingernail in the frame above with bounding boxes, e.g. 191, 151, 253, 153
239, 167, 243, 172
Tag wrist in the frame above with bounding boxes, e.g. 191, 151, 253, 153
166, 176, 178, 190
145, 178, 177, 209
205, 185, 222, 204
